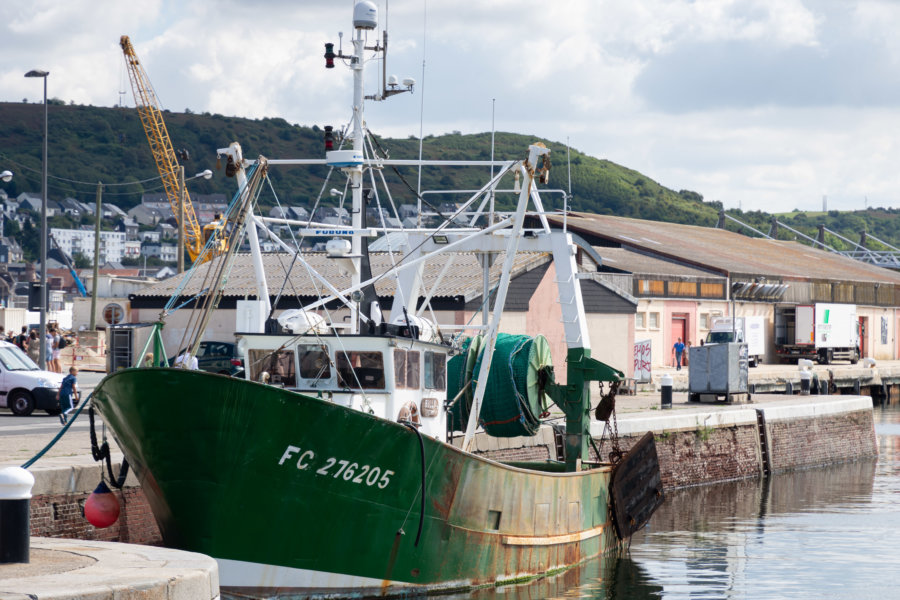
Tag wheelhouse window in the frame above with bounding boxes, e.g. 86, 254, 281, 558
424, 351, 446, 390
248, 349, 296, 387
298, 345, 331, 381
406, 351, 420, 389
337, 351, 385, 389
393, 349, 421, 389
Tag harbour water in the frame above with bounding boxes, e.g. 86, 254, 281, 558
461, 402, 899, 599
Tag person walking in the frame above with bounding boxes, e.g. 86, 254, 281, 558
26, 330, 41, 364
57, 367, 80, 425
673, 337, 685, 371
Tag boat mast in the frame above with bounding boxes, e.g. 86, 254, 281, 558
349, 16, 366, 334
325, 1, 415, 333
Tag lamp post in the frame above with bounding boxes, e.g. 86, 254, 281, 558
0, 171, 11, 241
177, 168, 213, 273
25, 69, 48, 370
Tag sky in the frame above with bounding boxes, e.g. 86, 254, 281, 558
3, 0, 900, 214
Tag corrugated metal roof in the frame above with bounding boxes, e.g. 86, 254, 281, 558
133, 251, 549, 302
556, 213, 900, 285
593, 247, 724, 279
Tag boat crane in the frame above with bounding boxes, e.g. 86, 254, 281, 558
119, 35, 225, 264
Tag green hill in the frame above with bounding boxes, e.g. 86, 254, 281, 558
1, 101, 899, 257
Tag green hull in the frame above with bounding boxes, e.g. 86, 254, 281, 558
92, 368, 624, 597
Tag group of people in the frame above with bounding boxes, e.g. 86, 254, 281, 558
3, 325, 67, 372
0, 325, 80, 424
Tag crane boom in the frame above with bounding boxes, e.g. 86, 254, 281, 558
119, 35, 205, 262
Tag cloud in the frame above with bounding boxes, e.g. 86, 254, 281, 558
3, 0, 900, 214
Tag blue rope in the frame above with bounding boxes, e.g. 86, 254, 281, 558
20, 393, 92, 469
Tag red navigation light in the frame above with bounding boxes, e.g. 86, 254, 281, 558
324, 125, 334, 151
324, 43, 336, 69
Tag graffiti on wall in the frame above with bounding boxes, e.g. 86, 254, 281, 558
634, 339, 652, 382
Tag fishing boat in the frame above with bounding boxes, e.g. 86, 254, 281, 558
91, 3, 663, 597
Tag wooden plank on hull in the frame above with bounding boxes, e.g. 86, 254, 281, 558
609, 431, 664, 539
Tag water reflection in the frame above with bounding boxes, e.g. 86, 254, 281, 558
454, 404, 898, 599
461, 553, 663, 600
626, 403, 900, 600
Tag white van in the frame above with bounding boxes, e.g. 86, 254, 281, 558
0, 340, 65, 416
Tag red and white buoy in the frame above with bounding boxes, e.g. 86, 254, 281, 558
84, 481, 120, 528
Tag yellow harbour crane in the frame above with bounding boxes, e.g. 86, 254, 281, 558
120, 35, 224, 264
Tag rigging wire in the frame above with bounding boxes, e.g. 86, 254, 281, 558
0, 153, 177, 187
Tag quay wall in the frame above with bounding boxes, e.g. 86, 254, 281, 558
27, 397, 877, 542
471, 396, 878, 491
27, 461, 163, 546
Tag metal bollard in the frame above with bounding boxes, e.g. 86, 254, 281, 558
799, 370, 811, 395
0, 467, 34, 564
660, 373, 673, 409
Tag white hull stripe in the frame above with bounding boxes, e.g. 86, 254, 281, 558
216, 557, 472, 595
502, 523, 606, 546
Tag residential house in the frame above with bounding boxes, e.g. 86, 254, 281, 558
128, 203, 168, 226
268, 206, 310, 221
102, 203, 127, 220
0, 236, 23, 263
50, 227, 126, 263
16, 193, 43, 213
116, 217, 139, 241
312, 206, 350, 224
156, 222, 176, 240
153, 266, 177, 280
58, 197, 84, 218
124, 240, 141, 259
77, 200, 95, 216
192, 193, 229, 224
142, 242, 178, 263
1, 196, 16, 217
139, 230, 161, 243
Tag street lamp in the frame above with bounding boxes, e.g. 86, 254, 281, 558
177, 168, 215, 273
0, 171, 10, 239
25, 69, 48, 370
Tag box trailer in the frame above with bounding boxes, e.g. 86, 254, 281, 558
688, 342, 750, 403
705, 316, 766, 367
774, 303, 860, 364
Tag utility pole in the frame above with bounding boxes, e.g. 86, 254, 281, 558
89, 182, 101, 330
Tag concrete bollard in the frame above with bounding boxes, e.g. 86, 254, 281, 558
0, 467, 34, 564
799, 369, 811, 395
660, 373, 673, 409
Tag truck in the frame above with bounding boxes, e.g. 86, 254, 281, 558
774, 303, 860, 365
705, 316, 766, 367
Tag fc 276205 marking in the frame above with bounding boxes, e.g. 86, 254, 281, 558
278, 445, 394, 489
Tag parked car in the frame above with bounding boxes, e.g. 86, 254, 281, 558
167, 341, 244, 376
0, 341, 64, 416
